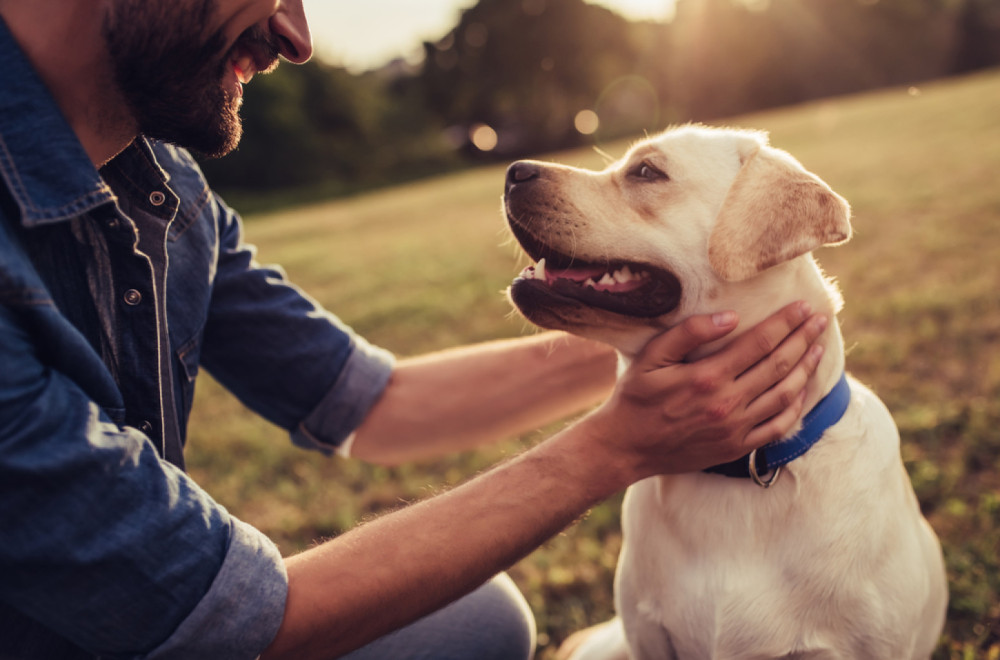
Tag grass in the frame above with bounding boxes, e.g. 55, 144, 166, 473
187, 68, 1000, 657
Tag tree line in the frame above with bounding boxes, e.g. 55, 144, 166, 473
200, 0, 1000, 205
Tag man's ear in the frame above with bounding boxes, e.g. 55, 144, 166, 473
708, 145, 852, 282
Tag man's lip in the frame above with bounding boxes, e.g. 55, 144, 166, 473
228, 27, 281, 84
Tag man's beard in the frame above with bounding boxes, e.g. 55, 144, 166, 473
102, 0, 278, 158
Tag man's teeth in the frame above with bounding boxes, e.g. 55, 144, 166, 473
233, 55, 254, 84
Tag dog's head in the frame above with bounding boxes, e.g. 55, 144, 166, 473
503, 124, 851, 355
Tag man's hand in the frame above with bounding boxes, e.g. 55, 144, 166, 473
261, 303, 827, 660
586, 302, 828, 480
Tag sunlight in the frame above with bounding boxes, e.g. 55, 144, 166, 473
590, 0, 676, 21
306, 0, 680, 71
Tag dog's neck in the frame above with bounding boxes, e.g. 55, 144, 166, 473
718, 256, 846, 417
620, 255, 846, 431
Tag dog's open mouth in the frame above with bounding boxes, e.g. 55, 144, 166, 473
510, 229, 682, 318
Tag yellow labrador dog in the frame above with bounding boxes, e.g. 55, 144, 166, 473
503, 125, 948, 659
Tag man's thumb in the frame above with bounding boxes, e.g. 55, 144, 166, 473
639, 311, 739, 368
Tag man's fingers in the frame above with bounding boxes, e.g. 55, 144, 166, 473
742, 390, 808, 452
715, 301, 814, 379
738, 313, 828, 398
638, 311, 739, 369
744, 342, 824, 423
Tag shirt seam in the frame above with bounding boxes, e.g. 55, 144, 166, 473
0, 133, 37, 215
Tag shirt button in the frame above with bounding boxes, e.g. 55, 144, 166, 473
138, 421, 153, 435
149, 191, 167, 207
123, 289, 142, 306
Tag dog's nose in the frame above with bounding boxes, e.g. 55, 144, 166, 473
505, 161, 540, 192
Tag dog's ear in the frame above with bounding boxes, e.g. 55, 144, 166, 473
708, 143, 852, 282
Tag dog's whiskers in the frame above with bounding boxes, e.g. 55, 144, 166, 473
593, 145, 616, 166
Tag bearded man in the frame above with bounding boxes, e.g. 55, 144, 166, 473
0, 2, 827, 658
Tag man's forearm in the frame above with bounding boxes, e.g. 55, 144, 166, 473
349, 332, 618, 464
262, 304, 828, 659
261, 418, 628, 660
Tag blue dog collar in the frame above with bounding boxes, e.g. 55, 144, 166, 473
704, 372, 851, 487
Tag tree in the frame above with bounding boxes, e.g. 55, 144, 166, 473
200, 60, 458, 199
419, 0, 653, 155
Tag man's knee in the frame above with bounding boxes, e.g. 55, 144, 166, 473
339, 573, 536, 660
473, 573, 536, 660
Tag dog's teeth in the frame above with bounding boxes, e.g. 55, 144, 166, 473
536, 258, 546, 280
599, 273, 616, 286
584, 278, 597, 288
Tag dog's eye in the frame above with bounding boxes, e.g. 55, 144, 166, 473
629, 161, 668, 182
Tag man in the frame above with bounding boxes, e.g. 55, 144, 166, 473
0, 1, 828, 658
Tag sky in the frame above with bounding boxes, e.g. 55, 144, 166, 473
303, 0, 676, 71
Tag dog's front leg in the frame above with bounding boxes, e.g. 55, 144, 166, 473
616, 571, 679, 660
622, 620, 677, 660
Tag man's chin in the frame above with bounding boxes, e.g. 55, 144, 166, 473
141, 100, 243, 159
192, 133, 242, 160
191, 117, 242, 159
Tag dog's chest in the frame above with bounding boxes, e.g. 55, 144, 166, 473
613, 395, 939, 658
615, 474, 847, 656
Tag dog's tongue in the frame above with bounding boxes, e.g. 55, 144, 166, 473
547, 264, 607, 283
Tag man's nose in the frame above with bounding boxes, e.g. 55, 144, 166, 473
271, 0, 313, 63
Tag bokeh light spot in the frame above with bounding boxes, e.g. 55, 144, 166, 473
465, 22, 489, 48
470, 123, 499, 151
575, 109, 600, 135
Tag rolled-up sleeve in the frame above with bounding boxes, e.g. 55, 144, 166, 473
146, 518, 287, 659
0, 306, 287, 659
201, 198, 395, 453
291, 333, 394, 455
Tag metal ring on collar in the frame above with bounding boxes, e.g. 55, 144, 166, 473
748, 448, 781, 489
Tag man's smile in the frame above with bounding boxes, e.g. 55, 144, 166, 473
225, 26, 281, 97
231, 50, 256, 85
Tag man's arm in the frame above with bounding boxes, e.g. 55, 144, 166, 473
0, 307, 287, 658
348, 331, 618, 464
262, 303, 828, 660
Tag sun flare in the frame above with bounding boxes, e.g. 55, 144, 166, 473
590, 0, 676, 21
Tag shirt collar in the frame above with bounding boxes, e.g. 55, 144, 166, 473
0, 15, 115, 227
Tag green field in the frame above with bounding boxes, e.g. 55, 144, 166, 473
187, 69, 1000, 658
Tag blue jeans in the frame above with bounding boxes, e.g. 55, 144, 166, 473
341, 574, 536, 660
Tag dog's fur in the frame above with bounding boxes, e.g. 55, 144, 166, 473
503, 125, 948, 659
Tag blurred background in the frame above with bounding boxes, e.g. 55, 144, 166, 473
199, 0, 1000, 210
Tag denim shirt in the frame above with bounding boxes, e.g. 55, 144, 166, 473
0, 18, 394, 660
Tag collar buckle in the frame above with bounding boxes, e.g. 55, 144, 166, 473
747, 448, 781, 488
